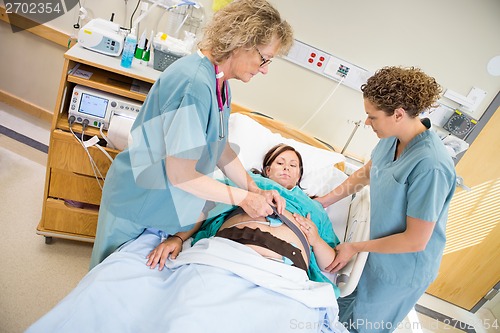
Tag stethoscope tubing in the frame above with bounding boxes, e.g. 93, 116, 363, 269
214, 65, 229, 140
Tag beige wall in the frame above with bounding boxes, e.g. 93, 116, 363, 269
1, 0, 500, 159
0, 22, 66, 113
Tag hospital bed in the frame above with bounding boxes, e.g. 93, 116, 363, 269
27, 111, 370, 333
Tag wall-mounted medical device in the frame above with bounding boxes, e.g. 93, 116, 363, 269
443, 109, 477, 139
68, 85, 142, 130
78, 18, 125, 56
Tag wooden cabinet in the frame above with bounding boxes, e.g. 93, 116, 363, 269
37, 44, 160, 243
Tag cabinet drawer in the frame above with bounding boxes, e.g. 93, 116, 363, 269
49, 130, 118, 177
43, 198, 98, 237
49, 168, 103, 205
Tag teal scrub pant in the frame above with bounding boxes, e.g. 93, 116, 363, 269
89, 207, 147, 270
338, 268, 429, 333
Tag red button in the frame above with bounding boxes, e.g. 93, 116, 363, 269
310, 52, 316, 58
308, 58, 314, 63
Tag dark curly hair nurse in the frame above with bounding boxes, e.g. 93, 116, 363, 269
316, 66, 456, 332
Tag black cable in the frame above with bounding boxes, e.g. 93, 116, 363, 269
73, 0, 82, 29
129, 0, 141, 30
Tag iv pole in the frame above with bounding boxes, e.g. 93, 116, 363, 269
341, 120, 361, 154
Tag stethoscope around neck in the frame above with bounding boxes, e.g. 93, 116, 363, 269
214, 64, 229, 139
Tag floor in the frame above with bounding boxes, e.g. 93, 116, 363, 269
0, 103, 93, 333
0, 101, 497, 333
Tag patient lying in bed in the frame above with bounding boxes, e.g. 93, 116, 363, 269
27, 144, 347, 333
149, 143, 340, 290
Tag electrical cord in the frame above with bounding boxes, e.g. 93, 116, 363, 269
83, 121, 114, 162
94, 141, 114, 163
68, 118, 106, 190
81, 123, 106, 190
129, 0, 141, 30
299, 76, 345, 130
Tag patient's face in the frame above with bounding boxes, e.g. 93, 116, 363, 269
265, 150, 301, 190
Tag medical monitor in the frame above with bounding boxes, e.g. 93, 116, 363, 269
68, 85, 142, 130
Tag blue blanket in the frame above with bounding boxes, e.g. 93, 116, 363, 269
27, 229, 348, 333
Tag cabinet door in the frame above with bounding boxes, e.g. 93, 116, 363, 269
426, 107, 500, 310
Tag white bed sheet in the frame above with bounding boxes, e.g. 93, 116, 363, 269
27, 230, 348, 333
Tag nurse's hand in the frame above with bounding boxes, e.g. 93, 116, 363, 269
146, 235, 183, 271
325, 242, 357, 273
240, 189, 285, 218
259, 189, 286, 214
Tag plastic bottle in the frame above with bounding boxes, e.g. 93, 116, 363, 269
134, 31, 146, 61
121, 29, 137, 68
139, 30, 154, 66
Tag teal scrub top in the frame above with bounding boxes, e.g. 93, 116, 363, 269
100, 51, 230, 234
193, 173, 342, 297
367, 128, 456, 287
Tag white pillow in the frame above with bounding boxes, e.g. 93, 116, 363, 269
227, 113, 283, 172
228, 113, 345, 180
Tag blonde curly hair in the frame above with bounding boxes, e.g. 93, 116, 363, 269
361, 66, 442, 118
198, 0, 293, 64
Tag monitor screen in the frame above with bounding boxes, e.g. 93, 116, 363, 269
78, 93, 109, 119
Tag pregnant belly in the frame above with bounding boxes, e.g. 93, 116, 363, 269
219, 211, 309, 267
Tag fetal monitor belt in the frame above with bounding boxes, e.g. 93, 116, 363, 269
216, 227, 308, 271
224, 206, 311, 262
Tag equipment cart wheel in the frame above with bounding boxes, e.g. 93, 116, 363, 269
45, 236, 53, 244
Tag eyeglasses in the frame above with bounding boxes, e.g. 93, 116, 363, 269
255, 47, 272, 67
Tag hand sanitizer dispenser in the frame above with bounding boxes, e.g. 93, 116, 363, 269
121, 29, 137, 68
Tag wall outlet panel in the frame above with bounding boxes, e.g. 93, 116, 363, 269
285, 41, 331, 74
283, 39, 372, 92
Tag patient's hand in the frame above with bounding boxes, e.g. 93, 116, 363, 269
146, 236, 183, 271
293, 213, 320, 246
294, 213, 338, 271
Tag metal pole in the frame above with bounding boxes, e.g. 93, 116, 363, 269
341, 120, 361, 154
